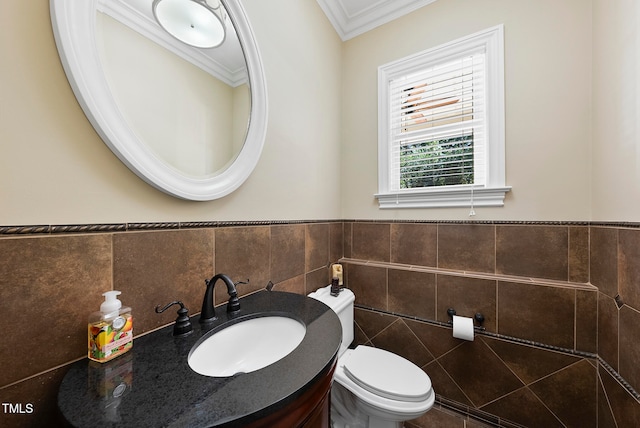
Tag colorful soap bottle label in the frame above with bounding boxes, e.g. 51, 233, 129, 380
88, 314, 133, 363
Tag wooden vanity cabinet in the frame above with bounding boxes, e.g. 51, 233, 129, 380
244, 361, 336, 428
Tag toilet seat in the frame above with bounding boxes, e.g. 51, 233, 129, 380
342, 346, 432, 402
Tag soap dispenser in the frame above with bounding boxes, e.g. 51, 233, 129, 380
88, 291, 133, 363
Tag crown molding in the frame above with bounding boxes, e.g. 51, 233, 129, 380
316, 0, 438, 41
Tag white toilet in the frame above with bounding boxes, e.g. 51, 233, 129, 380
309, 285, 435, 428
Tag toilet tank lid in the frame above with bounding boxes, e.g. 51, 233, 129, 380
308, 285, 354, 312
343, 345, 432, 402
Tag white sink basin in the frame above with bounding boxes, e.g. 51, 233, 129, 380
188, 315, 307, 377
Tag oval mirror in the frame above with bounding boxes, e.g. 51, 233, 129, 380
50, 0, 267, 201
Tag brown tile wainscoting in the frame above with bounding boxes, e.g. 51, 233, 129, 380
341, 220, 640, 428
0, 220, 342, 427
1, 220, 640, 428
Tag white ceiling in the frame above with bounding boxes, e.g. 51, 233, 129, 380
315, 0, 438, 41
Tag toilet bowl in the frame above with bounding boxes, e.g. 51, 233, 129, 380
309, 285, 434, 428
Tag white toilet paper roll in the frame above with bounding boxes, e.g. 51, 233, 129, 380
452, 315, 475, 341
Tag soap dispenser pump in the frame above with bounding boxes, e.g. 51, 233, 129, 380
88, 291, 133, 363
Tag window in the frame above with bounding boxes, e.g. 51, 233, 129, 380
376, 25, 510, 209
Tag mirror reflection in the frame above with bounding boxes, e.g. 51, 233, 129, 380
96, 0, 250, 178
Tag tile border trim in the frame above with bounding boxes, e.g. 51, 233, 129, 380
341, 257, 597, 291
0, 220, 343, 236
598, 356, 640, 401
3, 219, 640, 236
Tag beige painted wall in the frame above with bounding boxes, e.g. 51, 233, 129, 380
0, 0, 342, 225
341, 0, 593, 221
2, 0, 638, 225
592, 0, 640, 221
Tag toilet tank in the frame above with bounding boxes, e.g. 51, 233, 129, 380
308, 285, 355, 357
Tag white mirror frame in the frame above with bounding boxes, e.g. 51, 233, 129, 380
50, 0, 268, 201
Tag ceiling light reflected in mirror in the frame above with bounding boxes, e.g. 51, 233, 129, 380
152, 0, 227, 48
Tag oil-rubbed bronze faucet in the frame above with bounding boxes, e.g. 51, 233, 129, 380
199, 273, 243, 323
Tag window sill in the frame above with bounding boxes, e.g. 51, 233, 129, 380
375, 186, 511, 209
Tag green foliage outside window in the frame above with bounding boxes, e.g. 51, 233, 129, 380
400, 133, 474, 188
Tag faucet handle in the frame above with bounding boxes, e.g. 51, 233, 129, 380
155, 301, 193, 337
227, 279, 247, 313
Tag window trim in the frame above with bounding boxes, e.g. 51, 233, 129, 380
376, 25, 510, 209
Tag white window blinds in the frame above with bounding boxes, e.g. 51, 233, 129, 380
388, 50, 486, 191
376, 25, 509, 209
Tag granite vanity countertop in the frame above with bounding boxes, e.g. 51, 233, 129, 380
58, 290, 342, 427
